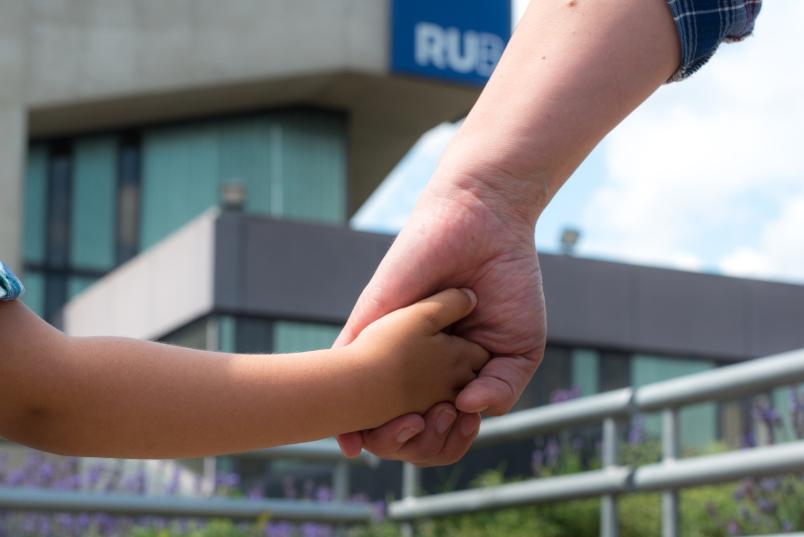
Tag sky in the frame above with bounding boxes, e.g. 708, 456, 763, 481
352, 0, 804, 285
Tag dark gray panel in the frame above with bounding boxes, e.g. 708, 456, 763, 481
540, 255, 636, 349
747, 280, 804, 357
215, 214, 391, 323
212, 213, 804, 361
633, 269, 749, 359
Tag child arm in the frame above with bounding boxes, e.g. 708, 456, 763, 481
0, 289, 486, 459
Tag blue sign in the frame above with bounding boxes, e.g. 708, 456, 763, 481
391, 0, 512, 86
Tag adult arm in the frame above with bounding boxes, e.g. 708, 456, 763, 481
335, 0, 681, 465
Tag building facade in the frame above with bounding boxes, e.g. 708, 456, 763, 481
1, 0, 495, 317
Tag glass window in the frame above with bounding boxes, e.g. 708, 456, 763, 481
23, 145, 48, 265
235, 317, 274, 354
140, 111, 347, 251
599, 350, 631, 392
46, 146, 72, 269
117, 134, 142, 264
274, 111, 346, 224
632, 354, 717, 450
160, 318, 210, 350
273, 321, 341, 353
572, 348, 599, 397
68, 276, 98, 300
20, 270, 45, 317
44, 273, 68, 324
140, 123, 221, 250
514, 346, 572, 410
71, 137, 117, 270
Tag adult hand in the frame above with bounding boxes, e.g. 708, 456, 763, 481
334, 176, 546, 466
335, 0, 680, 466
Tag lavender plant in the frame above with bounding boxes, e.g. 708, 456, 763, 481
0, 451, 380, 537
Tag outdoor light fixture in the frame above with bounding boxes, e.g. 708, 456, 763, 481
560, 227, 581, 256
220, 181, 247, 211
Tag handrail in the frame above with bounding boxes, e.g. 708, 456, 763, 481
475, 388, 633, 445
392, 349, 804, 537
390, 440, 804, 519
635, 348, 804, 410
0, 486, 374, 523
241, 438, 379, 467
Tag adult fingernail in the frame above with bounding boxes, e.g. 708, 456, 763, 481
460, 417, 479, 437
396, 428, 419, 444
459, 288, 477, 306
436, 410, 457, 434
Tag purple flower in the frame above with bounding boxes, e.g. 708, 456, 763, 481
727, 520, 740, 536
165, 465, 182, 496
86, 463, 106, 490
301, 522, 332, 537
372, 500, 387, 521
757, 498, 777, 514
546, 438, 560, 468
266, 521, 293, 537
104, 462, 124, 492
7, 469, 26, 487
248, 486, 264, 500
760, 478, 779, 492
315, 485, 332, 503
282, 476, 297, 499
76, 513, 90, 532
628, 415, 645, 445
549, 386, 581, 405
531, 448, 544, 475
123, 465, 147, 495
303, 479, 315, 500
215, 472, 240, 494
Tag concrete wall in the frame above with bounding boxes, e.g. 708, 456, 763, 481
0, 0, 28, 273
64, 210, 217, 340
1, 0, 481, 274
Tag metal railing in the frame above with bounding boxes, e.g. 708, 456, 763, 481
390, 348, 804, 537
0, 439, 378, 525
1, 350, 803, 534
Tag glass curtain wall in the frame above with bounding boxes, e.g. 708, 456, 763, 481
23, 109, 347, 321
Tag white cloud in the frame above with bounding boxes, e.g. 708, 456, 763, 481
720, 195, 804, 282
581, 0, 804, 280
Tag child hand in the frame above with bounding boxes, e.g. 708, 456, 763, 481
347, 288, 490, 421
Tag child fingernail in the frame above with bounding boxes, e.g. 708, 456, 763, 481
436, 410, 457, 434
396, 428, 419, 444
460, 417, 479, 437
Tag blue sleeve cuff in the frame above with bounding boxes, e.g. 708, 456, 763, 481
0, 260, 24, 302
667, 0, 762, 81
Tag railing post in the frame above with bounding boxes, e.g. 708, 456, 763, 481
333, 461, 350, 502
662, 408, 680, 537
333, 461, 351, 536
401, 463, 420, 537
601, 417, 619, 537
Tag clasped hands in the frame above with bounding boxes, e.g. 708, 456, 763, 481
334, 188, 547, 467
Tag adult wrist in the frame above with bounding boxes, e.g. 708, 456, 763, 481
426, 152, 550, 230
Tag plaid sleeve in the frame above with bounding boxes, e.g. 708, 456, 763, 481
0, 260, 24, 302
667, 0, 762, 81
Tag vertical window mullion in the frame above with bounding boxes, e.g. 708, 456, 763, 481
117, 133, 142, 265
44, 141, 72, 323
